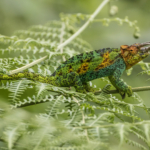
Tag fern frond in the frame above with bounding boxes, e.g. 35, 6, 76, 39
8, 80, 33, 103
125, 138, 148, 150
96, 106, 142, 121
35, 83, 50, 99
0, 81, 12, 90
129, 128, 148, 145
45, 95, 63, 117
65, 108, 82, 127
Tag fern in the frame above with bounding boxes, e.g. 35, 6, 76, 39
0, 0, 150, 150
8, 80, 33, 103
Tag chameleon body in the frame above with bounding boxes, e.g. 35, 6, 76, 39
0, 42, 150, 99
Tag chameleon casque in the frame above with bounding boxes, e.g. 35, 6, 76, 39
1, 42, 150, 99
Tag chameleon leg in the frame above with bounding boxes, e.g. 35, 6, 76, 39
63, 72, 86, 93
83, 82, 95, 92
108, 68, 132, 99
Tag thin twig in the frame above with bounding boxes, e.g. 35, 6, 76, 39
57, 0, 110, 50
9, 0, 110, 74
13, 86, 150, 108
9, 56, 48, 75
94, 86, 150, 95
73, 121, 150, 129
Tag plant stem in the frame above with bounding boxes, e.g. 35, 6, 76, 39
73, 121, 150, 129
9, 0, 110, 74
9, 56, 48, 75
14, 86, 150, 108
57, 0, 110, 50
94, 86, 150, 94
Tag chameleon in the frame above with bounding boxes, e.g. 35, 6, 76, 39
0, 42, 150, 99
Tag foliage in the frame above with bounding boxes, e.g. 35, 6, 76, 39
0, 4, 150, 150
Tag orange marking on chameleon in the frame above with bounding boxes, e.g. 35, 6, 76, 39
77, 62, 89, 74
95, 52, 114, 71
69, 68, 73, 73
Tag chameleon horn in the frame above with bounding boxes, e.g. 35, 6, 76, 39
140, 46, 150, 51
139, 41, 150, 47
140, 42, 150, 52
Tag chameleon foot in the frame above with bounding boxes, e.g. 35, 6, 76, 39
126, 86, 133, 97
119, 91, 126, 99
76, 89, 87, 93
83, 82, 96, 92
118, 86, 133, 99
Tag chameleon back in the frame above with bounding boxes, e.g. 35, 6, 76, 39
51, 48, 124, 83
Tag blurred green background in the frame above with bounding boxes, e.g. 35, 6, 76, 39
0, 0, 150, 149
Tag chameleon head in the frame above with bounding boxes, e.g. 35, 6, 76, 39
120, 42, 150, 69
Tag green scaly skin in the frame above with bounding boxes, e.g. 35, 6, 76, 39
0, 42, 149, 99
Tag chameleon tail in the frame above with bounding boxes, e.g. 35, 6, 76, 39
0, 71, 59, 86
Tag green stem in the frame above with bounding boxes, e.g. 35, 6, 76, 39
9, 0, 110, 75
95, 86, 150, 94
13, 86, 150, 108
73, 121, 150, 129
57, 0, 110, 50
9, 56, 48, 75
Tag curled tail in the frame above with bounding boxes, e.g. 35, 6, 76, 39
0, 71, 59, 86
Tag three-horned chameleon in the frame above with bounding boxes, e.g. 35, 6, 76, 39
1, 42, 150, 99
